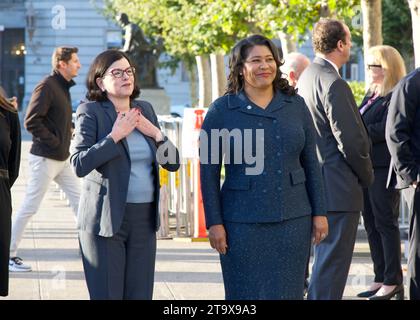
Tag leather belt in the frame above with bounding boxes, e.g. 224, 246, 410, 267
0, 168, 9, 179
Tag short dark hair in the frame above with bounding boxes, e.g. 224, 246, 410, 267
312, 18, 347, 54
52, 46, 78, 70
226, 34, 295, 96
85, 49, 140, 102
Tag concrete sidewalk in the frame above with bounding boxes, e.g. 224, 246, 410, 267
1, 141, 408, 300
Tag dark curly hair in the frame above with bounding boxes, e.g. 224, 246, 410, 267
226, 34, 295, 96
85, 49, 140, 102
312, 18, 347, 54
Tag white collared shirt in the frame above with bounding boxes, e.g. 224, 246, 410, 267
317, 55, 340, 75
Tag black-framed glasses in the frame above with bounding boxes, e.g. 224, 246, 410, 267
367, 64, 382, 70
106, 66, 136, 78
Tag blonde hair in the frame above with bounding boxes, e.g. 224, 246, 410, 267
368, 45, 406, 96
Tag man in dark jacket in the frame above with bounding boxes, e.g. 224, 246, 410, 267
298, 18, 374, 299
386, 68, 420, 300
9, 47, 81, 272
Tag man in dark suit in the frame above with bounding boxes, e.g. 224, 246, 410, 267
298, 18, 374, 299
386, 68, 420, 300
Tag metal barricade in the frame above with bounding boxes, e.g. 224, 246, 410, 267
157, 116, 194, 239
158, 115, 413, 242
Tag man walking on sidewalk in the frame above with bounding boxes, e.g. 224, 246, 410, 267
9, 47, 81, 272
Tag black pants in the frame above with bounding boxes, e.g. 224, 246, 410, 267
0, 179, 12, 296
402, 187, 420, 300
362, 168, 402, 285
79, 202, 157, 300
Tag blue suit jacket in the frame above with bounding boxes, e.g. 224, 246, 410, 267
70, 99, 179, 237
200, 91, 326, 228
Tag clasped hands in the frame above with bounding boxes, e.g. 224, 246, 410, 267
109, 108, 163, 143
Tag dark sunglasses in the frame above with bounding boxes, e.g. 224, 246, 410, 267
367, 64, 382, 70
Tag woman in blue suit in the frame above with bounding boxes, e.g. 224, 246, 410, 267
200, 35, 327, 300
71, 50, 179, 299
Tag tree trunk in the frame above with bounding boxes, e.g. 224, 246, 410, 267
195, 55, 212, 108
277, 32, 297, 57
210, 53, 227, 101
185, 60, 198, 107
361, 0, 383, 85
408, 0, 420, 68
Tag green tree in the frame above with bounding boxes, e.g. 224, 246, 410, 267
351, 0, 414, 70
102, 0, 361, 106
383, 0, 414, 70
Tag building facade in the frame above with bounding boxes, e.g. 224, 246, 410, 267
1, 1, 364, 114
0, 0, 192, 113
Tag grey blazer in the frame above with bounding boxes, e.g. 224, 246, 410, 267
70, 100, 179, 237
298, 57, 374, 211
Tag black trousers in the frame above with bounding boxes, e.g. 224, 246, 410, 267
362, 168, 402, 285
0, 179, 12, 296
402, 187, 420, 300
79, 202, 157, 300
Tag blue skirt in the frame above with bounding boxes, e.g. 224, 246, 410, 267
220, 215, 312, 300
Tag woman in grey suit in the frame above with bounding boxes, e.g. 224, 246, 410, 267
200, 35, 327, 299
71, 50, 179, 299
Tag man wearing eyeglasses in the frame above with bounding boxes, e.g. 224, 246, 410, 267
9, 47, 82, 272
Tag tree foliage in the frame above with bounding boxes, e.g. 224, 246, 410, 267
351, 0, 414, 69
103, 0, 360, 59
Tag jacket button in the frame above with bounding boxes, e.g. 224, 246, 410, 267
247, 105, 252, 110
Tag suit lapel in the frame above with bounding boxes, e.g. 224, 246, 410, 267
266, 92, 293, 113
232, 91, 288, 119
313, 56, 340, 77
101, 100, 130, 159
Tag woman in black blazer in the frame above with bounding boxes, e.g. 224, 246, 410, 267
0, 93, 21, 296
71, 50, 179, 300
357, 45, 406, 300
